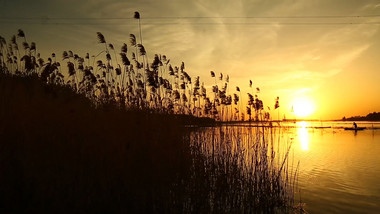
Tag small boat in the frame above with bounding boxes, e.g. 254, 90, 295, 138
344, 127, 366, 131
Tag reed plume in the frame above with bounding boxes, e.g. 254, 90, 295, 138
120, 53, 130, 66
96, 32, 106, 44
134, 11, 140, 19
22, 42, 29, 50
137, 44, 146, 56
11, 35, 16, 44
129, 34, 136, 47
17, 29, 25, 38
62, 51, 68, 60
67, 61, 75, 76
121, 43, 128, 53
275, 96, 280, 109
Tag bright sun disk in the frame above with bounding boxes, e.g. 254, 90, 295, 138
292, 97, 315, 118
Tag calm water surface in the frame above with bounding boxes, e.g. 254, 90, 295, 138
202, 121, 380, 213
281, 121, 380, 213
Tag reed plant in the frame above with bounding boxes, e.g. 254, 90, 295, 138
0, 24, 278, 121
0, 71, 193, 213
0, 12, 298, 213
0, 72, 298, 213
180, 125, 298, 213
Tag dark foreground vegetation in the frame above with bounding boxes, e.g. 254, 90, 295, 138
0, 15, 298, 213
0, 72, 297, 213
0, 72, 193, 213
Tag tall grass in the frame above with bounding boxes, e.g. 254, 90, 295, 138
0, 12, 299, 213
0, 24, 279, 121
0, 72, 193, 213
0, 73, 298, 213
183, 125, 298, 213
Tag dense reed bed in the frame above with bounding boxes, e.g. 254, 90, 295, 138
0, 72, 299, 213
0, 23, 277, 121
0, 12, 299, 213
0, 72, 193, 213
185, 126, 298, 213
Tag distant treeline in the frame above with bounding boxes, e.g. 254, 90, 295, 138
342, 112, 380, 121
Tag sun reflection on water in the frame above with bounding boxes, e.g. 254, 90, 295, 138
298, 121, 309, 151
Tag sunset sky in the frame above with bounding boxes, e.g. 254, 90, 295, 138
1, 0, 379, 120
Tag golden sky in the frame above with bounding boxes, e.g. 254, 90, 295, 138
1, 0, 379, 119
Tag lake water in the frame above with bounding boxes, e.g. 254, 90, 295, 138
195, 121, 380, 213
286, 121, 380, 213
229, 121, 380, 213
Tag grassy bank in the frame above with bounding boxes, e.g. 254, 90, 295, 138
0, 72, 298, 213
0, 24, 298, 213
0, 72, 192, 213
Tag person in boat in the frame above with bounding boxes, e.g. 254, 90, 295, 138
353, 122, 358, 129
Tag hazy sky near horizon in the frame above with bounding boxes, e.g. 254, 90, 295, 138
1, 0, 380, 119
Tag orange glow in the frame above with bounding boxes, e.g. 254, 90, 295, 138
291, 97, 316, 118
298, 121, 310, 151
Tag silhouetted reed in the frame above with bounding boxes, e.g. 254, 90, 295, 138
0, 12, 296, 213
0, 23, 280, 122
184, 125, 298, 213
0, 72, 297, 213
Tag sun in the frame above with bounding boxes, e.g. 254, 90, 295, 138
291, 97, 316, 118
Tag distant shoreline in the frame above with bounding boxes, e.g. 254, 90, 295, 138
341, 112, 380, 122
217, 117, 380, 123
